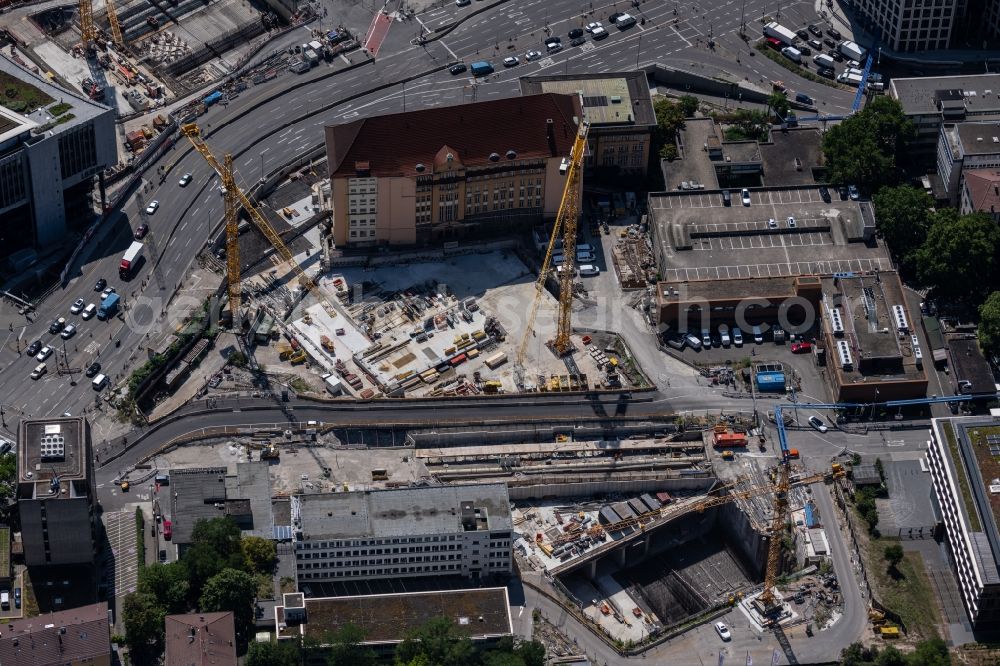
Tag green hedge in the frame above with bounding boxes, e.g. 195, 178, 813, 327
136, 507, 146, 569
754, 42, 848, 91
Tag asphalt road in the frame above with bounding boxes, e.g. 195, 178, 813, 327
0, 0, 853, 427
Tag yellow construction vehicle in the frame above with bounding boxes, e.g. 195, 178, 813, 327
514, 120, 590, 387
289, 350, 307, 365
879, 625, 900, 639
119, 480, 130, 492
260, 444, 280, 460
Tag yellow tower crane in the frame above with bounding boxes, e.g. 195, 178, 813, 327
514, 120, 589, 387
105, 0, 125, 50
78, 0, 97, 47
181, 123, 316, 327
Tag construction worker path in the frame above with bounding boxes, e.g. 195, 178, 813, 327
363, 11, 393, 57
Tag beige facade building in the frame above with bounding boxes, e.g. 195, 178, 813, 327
519, 72, 655, 177
324, 93, 582, 247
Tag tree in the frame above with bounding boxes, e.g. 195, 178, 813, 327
729, 108, 770, 142
245, 639, 300, 666
883, 544, 904, 571
822, 96, 915, 190
915, 210, 1000, 304
514, 639, 546, 666
395, 617, 475, 666
978, 291, 1000, 355
768, 91, 790, 119
0, 452, 15, 502
138, 561, 190, 614
659, 143, 678, 160
183, 517, 246, 594
199, 568, 258, 643
874, 645, 906, 666
242, 536, 277, 575
122, 592, 166, 656
678, 94, 699, 117
909, 638, 951, 666
872, 186, 933, 272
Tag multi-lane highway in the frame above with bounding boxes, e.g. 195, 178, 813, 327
0, 0, 853, 430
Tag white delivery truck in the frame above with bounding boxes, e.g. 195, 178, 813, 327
838, 40, 867, 62
763, 21, 797, 46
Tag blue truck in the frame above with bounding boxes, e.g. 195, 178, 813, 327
202, 91, 223, 106
470, 61, 494, 76
97, 293, 120, 321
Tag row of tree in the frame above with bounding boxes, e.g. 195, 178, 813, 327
246, 618, 546, 666
123, 517, 277, 660
841, 638, 950, 666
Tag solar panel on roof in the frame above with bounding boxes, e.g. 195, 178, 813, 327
582, 95, 609, 107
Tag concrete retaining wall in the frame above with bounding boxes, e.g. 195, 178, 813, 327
645, 64, 771, 105
507, 476, 714, 500
408, 421, 678, 448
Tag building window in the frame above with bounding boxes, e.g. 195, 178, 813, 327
58, 123, 98, 179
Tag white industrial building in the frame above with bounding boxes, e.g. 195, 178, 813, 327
926, 417, 1000, 628
293, 483, 513, 583
0, 56, 116, 266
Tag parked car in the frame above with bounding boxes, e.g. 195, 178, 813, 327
808, 38, 822, 50
741, 188, 751, 206
808, 24, 822, 37
808, 415, 829, 433
591, 26, 609, 40
70, 298, 86, 315
732, 327, 743, 346
796, 29, 809, 40
568, 28, 584, 39
585, 21, 603, 32
13, 588, 20, 609
163, 519, 172, 540
791, 341, 812, 354
715, 622, 732, 641
826, 27, 842, 39
848, 184, 860, 200
525, 50, 542, 61
570, 35, 586, 46
684, 333, 703, 350
823, 37, 837, 48
503, 56, 519, 67
819, 186, 831, 202
787, 216, 797, 228
768, 218, 778, 229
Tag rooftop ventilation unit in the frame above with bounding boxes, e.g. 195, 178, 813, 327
892, 304, 909, 332
837, 340, 853, 370
912, 334, 923, 362
829, 307, 845, 336
40, 434, 65, 461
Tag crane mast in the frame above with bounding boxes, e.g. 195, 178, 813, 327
181, 123, 320, 328
514, 120, 589, 385
105, 0, 125, 50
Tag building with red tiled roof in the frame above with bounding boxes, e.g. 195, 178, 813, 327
960, 169, 1000, 222
324, 93, 583, 246
0, 601, 111, 666
164, 612, 237, 666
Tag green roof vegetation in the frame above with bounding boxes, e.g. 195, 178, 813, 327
48, 102, 72, 116
0, 527, 10, 577
942, 421, 982, 532
0, 70, 55, 114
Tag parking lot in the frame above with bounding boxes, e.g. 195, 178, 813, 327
664, 257, 892, 282
650, 187, 836, 210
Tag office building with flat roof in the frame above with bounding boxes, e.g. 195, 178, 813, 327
0, 56, 115, 265
926, 416, 1000, 628
293, 483, 512, 583
16, 416, 95, 567
891, 74, 1000, 155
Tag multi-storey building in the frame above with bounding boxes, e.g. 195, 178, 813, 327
164, 612, 237, 665
293, 483, 512, 583
890, 74, 1000, 155
936, 122, 1000, 203
324, 93, 582, 247
926, 416, 1000, 628
16, 416, 96, 567
846, 0, 984, 52
959, 169, 1000, 220
0, 56, 116, 265
519, 72, 655, 177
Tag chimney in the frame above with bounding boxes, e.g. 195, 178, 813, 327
546, 118, 556, 156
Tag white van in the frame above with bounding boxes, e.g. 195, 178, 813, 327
753, 325, 763, 344
579, 264, 600, 276
576, 251, 595, 262
732, 327, 744, 347
718, 324, 731, 347
615, 13, 637, 28
92, 374, 109, 391
30, 363, 47, 380
701, 328, 712, 347
0, 591, 8, 610
81, 303, 97, 320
